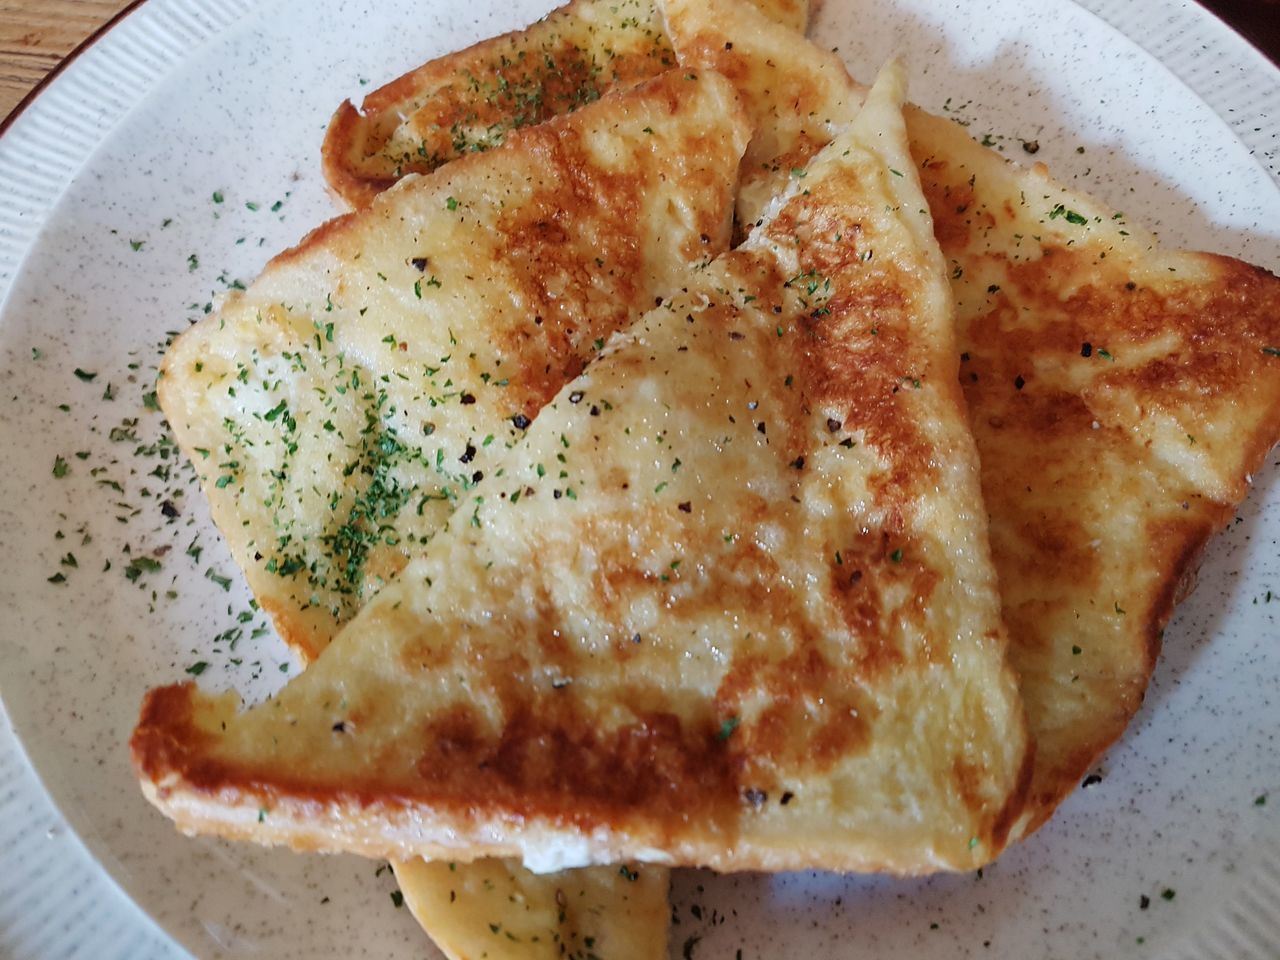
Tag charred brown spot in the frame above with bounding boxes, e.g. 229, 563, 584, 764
415, 694, 742, 833
828, 529, 943, 674
761, 170, 940, 498
714, 635, 876, 783
130, 683, 206, 785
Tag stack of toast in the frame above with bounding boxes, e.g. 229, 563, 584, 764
132, 1, 1280, 956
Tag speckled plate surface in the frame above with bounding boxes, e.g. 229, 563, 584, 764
0, 1, 1277, 958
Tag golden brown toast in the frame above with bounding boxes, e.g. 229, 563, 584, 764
133, 64, 1031, 875
914, 114, 1280, 835
392, 858, 669, 960
663, 1, 1280, 834
321, 0, 808, 207
158, 69, 750, 664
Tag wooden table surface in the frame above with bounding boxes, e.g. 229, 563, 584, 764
0, 0, 1277, 122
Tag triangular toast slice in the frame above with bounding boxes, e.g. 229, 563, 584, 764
322, 0, 808, 207
133, 63, 1031, 875
914, 112, 1280, 835
663, 0, 1280, 834
158, 69, 750, 664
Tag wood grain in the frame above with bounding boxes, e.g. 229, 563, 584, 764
0, 0, 133, 119
0, 0, 1275, 124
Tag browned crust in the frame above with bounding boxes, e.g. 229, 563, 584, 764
318, 0, 678, 207
130, 682, 203, 787
1012, 504, 1230, 836
319, 100, 395, 210
988, 708, 1036, 847
130, 679, 952, 872
261, 199, 361, 270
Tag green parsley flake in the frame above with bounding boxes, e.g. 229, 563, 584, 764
1049, 203, 1088, 226
124, 556, 163, 582
205, 568, 233, 591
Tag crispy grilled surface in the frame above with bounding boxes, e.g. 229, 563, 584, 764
134, 66, 1030, 875
661, 3, 1280, 835
157, 70, 749, 664
913, 111, 1280, 832
392, 858, 669, 960
321, 0, 808, 207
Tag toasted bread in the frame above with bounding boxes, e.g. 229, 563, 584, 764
664, 4, 1280, 833
157, 69, 749, 664
133, 63, 1031, 875
321, 0, 808, 207
392, 858, 668, 960
911, 112, 1280, 834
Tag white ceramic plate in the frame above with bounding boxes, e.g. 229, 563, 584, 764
1, 1, 1277, 958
